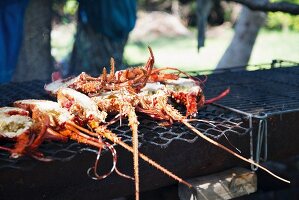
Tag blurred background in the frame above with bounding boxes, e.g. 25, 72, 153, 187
51, 0, 299, 72
1, 0, 299, 82
0, 1, 299, 199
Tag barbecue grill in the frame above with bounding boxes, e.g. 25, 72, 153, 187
0, 61, 299, 199
204, 61, 299, 170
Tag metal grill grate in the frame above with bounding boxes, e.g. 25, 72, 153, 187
0, 81, 51, 106
0, 105, 248, 169
202, 64, 299, 117
0, 142, 83, 170
1, 63, 299, 170
0, 80, 249, 170
197, 63, 299, 169
110, 106, 248, 147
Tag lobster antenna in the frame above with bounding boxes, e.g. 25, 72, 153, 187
87, 141, 119, 180
68, 121, 193, 188
187, 119, 241, 153
182, 120, 290, 184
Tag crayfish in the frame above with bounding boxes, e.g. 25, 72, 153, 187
0, 47, 290, 200
0, 91, 191, 200
45, 47, 290, 199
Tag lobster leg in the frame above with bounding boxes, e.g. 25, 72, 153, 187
63, 124, 105, 149
45, 128, 68, 142
136, 47, 155, 91
205, 88, 230, 104
108, 58, 115, 82
51, 123, 133, 180
29, 109, 50, 151
67, 121, 192, 188
0, 146, 14, 153
117, 139, 192, 188
66, 121, 136, 181
88, 141, 116, 180
126, 105, 140, 200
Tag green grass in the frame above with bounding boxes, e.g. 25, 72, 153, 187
124, 28, 299, 71
251, 30, 299, 64
51, 26, 299, 72
51, 24, 76, 62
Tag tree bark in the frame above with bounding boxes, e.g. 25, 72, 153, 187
13, 0, 53, 82
69, 24, 128, 77
216, 5, 267, 69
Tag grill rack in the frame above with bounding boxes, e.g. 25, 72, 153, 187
202, 61, 299, 116
0, 102, 249, 170
198, 61, 299, 169
1, 61, 299, 171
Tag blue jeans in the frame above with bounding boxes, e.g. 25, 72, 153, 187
0, 0, 28, 83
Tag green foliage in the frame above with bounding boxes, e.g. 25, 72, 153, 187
63, 0, 78, 16
266, 0, 299, 31
222, 3, 235, 23
270, 0, 299, 3
53, 0, 78, 24
266, 12, 299, 31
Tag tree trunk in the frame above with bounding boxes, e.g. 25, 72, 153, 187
69, 24, 128, 77
216, 5, 267, 69
13, 0, 53, 82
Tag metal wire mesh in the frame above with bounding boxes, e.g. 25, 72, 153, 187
0, 80, 51, 106
2, 62, 298, 170
202, 64, 299, 116
110, 106, 248, 147
0, 80, 249, 169
0, 105, 249, 169
0, 141, 84, 170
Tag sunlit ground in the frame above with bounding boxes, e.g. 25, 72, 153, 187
51, 25, 299, 72
124, 29, 299, 71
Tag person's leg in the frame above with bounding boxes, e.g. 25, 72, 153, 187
0, 0, 28, 83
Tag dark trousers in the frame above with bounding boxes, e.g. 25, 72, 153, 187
0, 0, 28, 83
